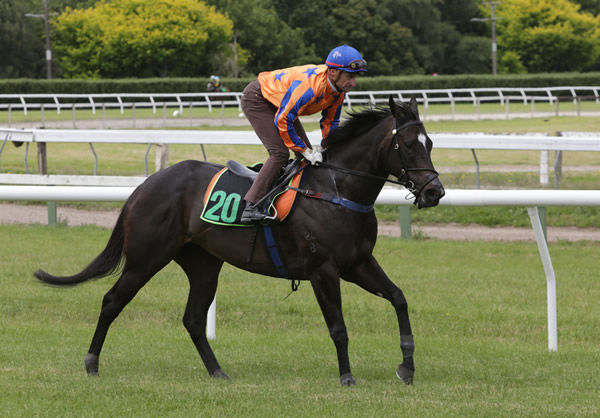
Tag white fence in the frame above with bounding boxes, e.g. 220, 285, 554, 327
2, 128, 599, 183
4, 127, 600, 149
2, 185, 600, 351
1, 87, 599, 126
1, 86, 599, 113
0, 92, 242, 114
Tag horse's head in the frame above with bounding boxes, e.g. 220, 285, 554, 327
385, 96, 445, 208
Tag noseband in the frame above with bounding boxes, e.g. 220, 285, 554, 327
390, 119, 440, 202
316, 118, 440, 205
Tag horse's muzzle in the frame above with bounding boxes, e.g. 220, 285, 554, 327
417, 178, 445, 209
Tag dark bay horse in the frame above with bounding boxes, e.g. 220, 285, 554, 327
35, 97, 444, 386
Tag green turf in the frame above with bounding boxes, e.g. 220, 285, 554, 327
1, 225, 599, 416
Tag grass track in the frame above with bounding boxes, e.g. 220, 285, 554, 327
1, 224, 599, 416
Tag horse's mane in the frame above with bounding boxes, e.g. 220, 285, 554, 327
325, 102, 416, 148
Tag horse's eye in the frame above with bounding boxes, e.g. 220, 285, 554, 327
404, 136, 418, 148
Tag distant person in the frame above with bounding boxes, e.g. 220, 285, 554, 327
206, 75, 228, 93
239, 45, 367, 223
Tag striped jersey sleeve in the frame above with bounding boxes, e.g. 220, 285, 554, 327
258, 64, 344, 152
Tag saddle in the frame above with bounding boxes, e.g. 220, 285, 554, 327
200, 159, 306, 227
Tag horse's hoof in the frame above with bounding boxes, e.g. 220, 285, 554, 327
84, 353, 99, 376
340, 373, 357, 386
211, 368, 229, 379
396, 364, 414, 384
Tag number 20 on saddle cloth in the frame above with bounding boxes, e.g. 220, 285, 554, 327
200, 163, 306, 227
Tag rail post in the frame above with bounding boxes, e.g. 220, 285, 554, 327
207, 296, 216, 340
47, 201, 57, 226
527, 206, 557, 352
399, 206, 412, 239
155, 144, 169, 171
132, 102, 136, 128
37, 141, 57, 226
540, 150, 549, 186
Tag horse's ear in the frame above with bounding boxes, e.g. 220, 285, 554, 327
409, 96, 420, 119
389, 96, 398, 116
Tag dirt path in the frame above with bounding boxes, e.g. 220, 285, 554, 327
379, 221, 599, 242
1, 203, 598, 243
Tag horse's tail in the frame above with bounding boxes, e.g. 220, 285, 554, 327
34, 205, 128, 286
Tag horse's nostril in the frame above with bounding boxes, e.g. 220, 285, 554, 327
425, 186, 444, 202
425, 188, 438, 201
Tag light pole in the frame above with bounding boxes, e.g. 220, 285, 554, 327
471, 1, 501, 75
25, 0, 53, 79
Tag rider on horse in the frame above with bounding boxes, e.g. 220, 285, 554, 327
206, 75, 228, 93
240, 45, 368, 223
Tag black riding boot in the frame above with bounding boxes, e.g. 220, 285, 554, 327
240, 203, 268, 223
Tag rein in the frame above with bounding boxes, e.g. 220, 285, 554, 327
316, 118, 439, 204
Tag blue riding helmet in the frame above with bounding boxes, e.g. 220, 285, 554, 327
325, 45, 368, 72
210, 75, 221, 86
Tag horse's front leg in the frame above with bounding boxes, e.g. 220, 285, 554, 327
309, 270, 356, 386
342, 255, 415, 384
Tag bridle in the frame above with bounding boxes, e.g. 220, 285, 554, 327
316, 118, 440, 204
388, 118, 440, 202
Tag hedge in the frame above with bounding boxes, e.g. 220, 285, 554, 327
1, 73, 599, 94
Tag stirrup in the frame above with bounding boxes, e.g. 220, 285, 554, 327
264, 206, 278, 222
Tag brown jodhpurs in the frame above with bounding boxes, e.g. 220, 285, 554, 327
241, 80, 308, 205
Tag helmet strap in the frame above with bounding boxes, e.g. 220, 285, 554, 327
332, 69, 342, 91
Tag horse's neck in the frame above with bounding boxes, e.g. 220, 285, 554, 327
324, 120, 391, 205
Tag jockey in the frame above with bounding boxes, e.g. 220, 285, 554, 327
240, 45, 368, 223
207, 75, 228, 93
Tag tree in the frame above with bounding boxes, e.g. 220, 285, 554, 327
447, 36, 492, 74
321, 0, 422, 75
0, 0, 46, 78
207, 0, 318, 76
271, 0, 337, 61
572, 0, 600, 15
272, 0, 490, 75
0, 0, 129, 78
440, 0, 487, 34
53, 0, 234, 78
496, 0, 600, 73
271, 0, 428, 75
374, 0, 449, 74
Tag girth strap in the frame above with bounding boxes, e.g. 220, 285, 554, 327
263, 225, 288, 278
288, 187, 374, 213
263, 225, 299, 292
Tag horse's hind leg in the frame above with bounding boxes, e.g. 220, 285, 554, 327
174, 245, 226, 378
85, 267, 155, 375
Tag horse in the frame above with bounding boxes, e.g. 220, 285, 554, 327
35, 96, 445, 386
